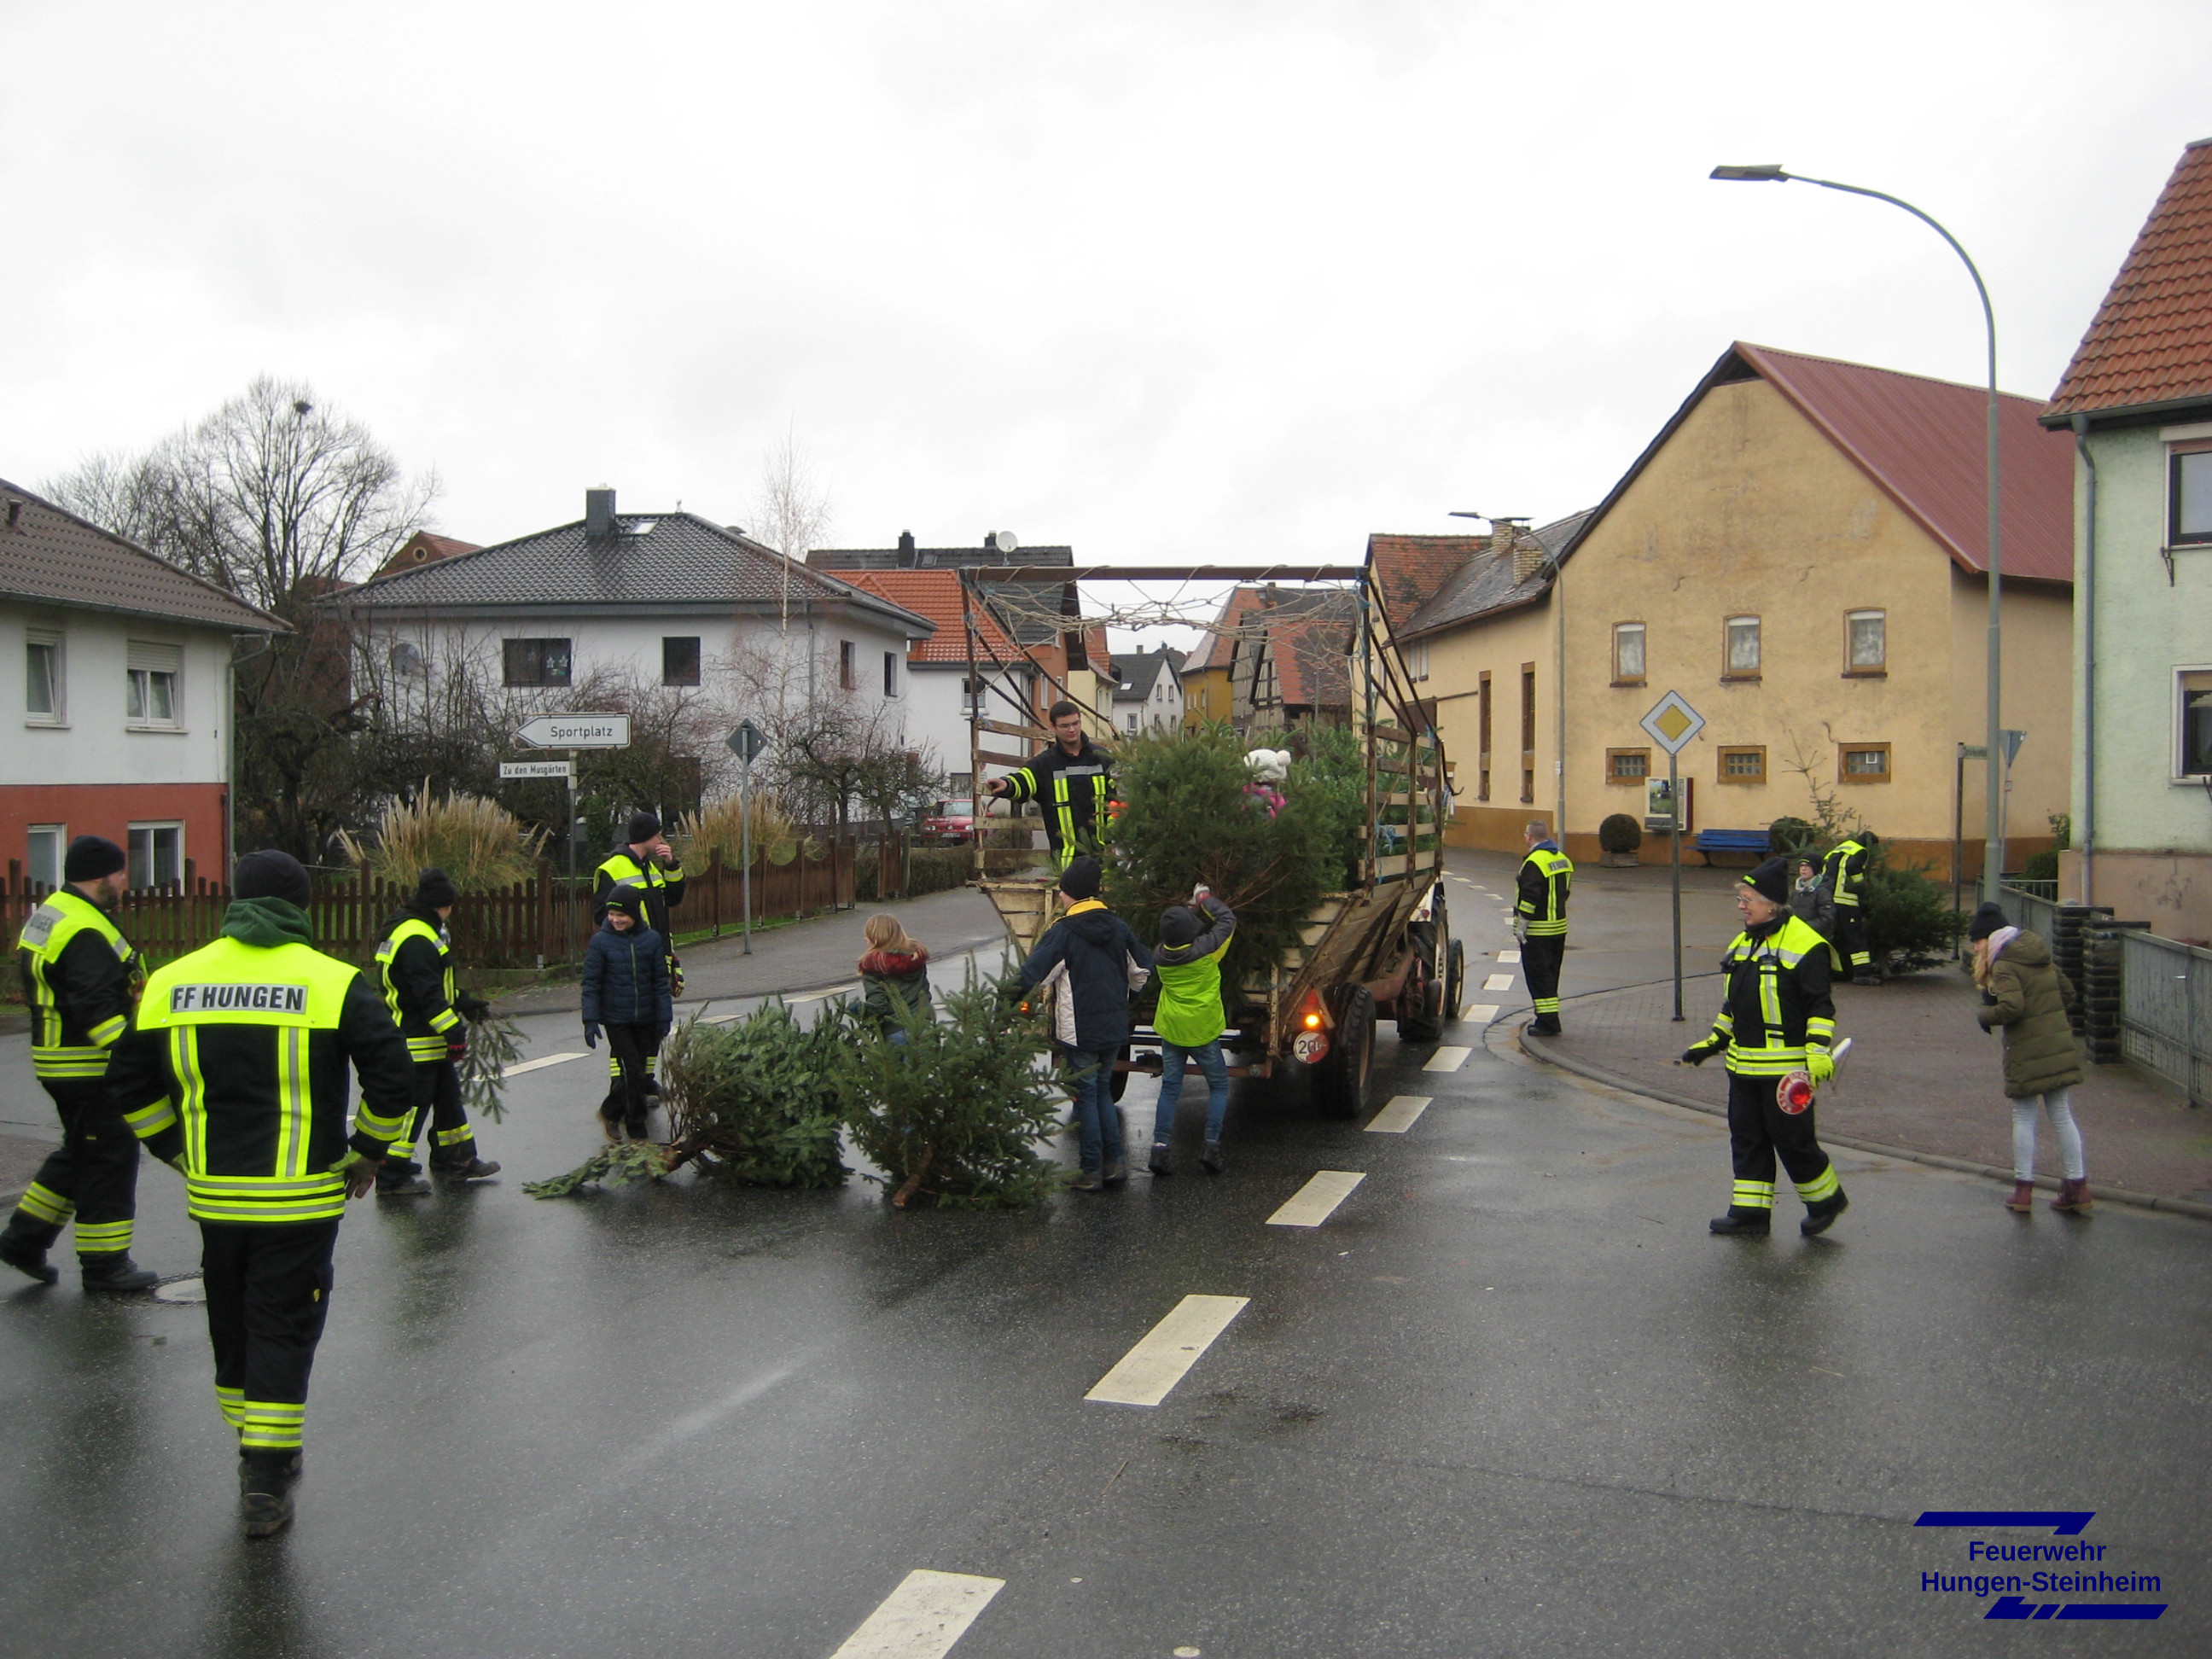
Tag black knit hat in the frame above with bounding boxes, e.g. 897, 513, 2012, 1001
415, 867, 460, 911
1158, 905, 1201, 947
1740, 858, 1790, 906
1967, 900, 2010, 942
63, 835, 125, 883
626, 810, 661, 845
233, 849, 312, 909
1059, 855, 1102, 902
603, 887, 644, 917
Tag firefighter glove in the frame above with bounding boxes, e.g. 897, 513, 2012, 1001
1807, 1050, 1836, 1085
446, 1029, 469, 1063
1680, 1042, 1720, 1067
329, 1149, 381, 1199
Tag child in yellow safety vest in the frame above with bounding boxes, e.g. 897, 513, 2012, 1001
1145, 887, 1237, 1179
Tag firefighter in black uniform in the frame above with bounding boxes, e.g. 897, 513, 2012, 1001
108, 851, 415, 1537
1820, 832, 1880, 985
593, 810, 685, 1094
1515, 821, 1574, 1036
371, 867, 499, 1196
985, 701, 1114, 872
0, 835, 158, 1291
1682, 858, 1850, 1237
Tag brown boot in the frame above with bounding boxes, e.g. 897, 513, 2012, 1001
2052, 1178, 2093, 1214
2004, 1181, 2035, 1213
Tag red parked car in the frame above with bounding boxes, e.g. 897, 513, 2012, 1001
917, 799, 979, 844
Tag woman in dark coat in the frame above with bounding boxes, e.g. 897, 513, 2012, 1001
1968, 902, 2090, 1214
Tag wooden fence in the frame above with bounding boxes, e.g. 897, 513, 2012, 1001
4, 841, 859, 978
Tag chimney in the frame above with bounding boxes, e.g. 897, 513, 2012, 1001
585, 486, 616, 538
897, 529, 916, 561
1493, 519, 1541, 584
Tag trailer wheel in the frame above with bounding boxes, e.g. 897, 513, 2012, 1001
1397, 921, 1442, 1042
1109, 1042, 1131, 1102
1444, 940, 1466, 1023
1313, 986, 1375, 1120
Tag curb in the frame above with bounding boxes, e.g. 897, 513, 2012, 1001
1500, 1014, 2212, 1225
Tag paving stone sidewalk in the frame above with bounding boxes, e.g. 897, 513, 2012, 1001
1523, 968, 2212, 1214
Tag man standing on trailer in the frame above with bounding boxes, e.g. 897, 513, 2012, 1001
1516, 821, 1573, 1036
986, 701, 1115, 872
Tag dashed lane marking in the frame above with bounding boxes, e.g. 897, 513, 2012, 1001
1086, 1295, 1249, 1406
829, 1569, 1006, 1659
786, 983, 860, 1004
1266, 1170, 1366, 1226
504, 1051, 589, 1076
1463, 1003, 1499, 1022
1497, 949, 1522, 963
1365, 1095, 1431, 1133
1482, 973, 1516, 992
700, 1011, 742, 1024
1423, 1045, 1473, 1073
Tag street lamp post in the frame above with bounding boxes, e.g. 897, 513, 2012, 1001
1710, 163, 2005, 903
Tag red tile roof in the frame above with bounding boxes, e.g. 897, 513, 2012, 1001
2046, 138, 2212, 420
847, 569, 1018, 662
1183, 585, 1266, 673
1735, 343, 2073, 584
1367, 534, 1484, 634
1254, 589, 1356, 710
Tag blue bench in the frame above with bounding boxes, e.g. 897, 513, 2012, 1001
1695, 829, 1769, 867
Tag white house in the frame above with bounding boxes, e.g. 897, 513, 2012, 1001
1112, 646, 1184, 735
2, 478, 283, 891
328, 487, 934, 802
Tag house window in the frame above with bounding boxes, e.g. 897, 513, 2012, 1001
125, 641, 182, 727
1519, 661, 1536, 805
661, 637, 701, 687
839, 641, 857, 691
26, 629, 63, 722
949, 771, 973, 795
1717, 746, 1767, 783
1846, 609, 1886, 674
1607, 748, 1650, 783
2170, 446, 2212, 545
1477, 671, 1493, 801
1125, 710, 1139, 731
1724, 617, 1761, 678
883, 651, 899, 698
2179, 670, 2212, 777
127, 823, 183, 891
1612, 623, 1645, 684
503, 637, 572, 687
1839, 742, 1892, 784
1406, 638, 1429, 682
26, 825, 63, 892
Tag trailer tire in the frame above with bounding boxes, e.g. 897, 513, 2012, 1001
1313, 986, 1375, 1120
1444, 940, 1466, 1023
1109, 1043, 1131, 1103
1397, 921, 1442, 1042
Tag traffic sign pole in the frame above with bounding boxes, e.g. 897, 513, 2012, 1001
741, 760, 754, 957
1639, 691, 1706, 1026
1670, 748, 1683, 1022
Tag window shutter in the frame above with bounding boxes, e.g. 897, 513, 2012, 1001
127, 641, 183, 673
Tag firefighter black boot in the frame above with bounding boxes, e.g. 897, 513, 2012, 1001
0, 1230, 59, 1286
1800, 1190, 1850, 1237
80, 1255, 159, 1293
239, 1450, 301, 1538
1708, 1208, 1772, 1237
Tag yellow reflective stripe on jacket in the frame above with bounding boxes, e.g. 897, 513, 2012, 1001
405, 1034, 449, 1062
375, 917, 453, 1028
183, 1173, 348, 1225
352, 1099, 412, 1144
88, 1014, 127, 1048
125, 1096, 179, 1138
32, 1045, 110, 1080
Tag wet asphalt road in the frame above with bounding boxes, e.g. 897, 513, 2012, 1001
2, 896, 2208, 1657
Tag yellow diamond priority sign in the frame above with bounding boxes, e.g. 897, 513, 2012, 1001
1639, 690, 1706, 755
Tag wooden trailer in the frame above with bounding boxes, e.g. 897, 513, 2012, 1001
960, 563, 1462, 1119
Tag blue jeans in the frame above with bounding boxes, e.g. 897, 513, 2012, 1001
1060, 1045, 1124, 1173
1153, 1040, 1230, 1144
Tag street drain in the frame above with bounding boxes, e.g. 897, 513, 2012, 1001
153, 1278, 206, 1304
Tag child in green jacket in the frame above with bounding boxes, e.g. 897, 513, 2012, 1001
1147, 888, 1236, 1177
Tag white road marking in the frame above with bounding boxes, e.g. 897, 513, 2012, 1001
1463, 1003, 1499, 1022
829, 1569, 1006, 1659
1423, 1045, 1472, 1073
1482, 973, 1516, 992
1086, 1295, 1249, 1406
1365, 1094, 1431, 1133
786, 983, 860, 1004
504, 1051, 588, 1076
700, 1011, 742, 1024
1497, 949, 1522, 963
1266, 1170, 1366, 1227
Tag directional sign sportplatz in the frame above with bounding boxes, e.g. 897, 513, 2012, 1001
1639, 690, 1707, 756
500, 760, 575, 780
515, 713, 631, 749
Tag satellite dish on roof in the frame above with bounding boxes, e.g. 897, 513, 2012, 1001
992, 530, 1018, 555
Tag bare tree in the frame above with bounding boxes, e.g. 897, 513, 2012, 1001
747, 425, 833, 636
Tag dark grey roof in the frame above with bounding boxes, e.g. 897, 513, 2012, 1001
1113, 645, 1180, 703
330, 510, 934, 637
807, 541, 1074, 572
1400, 509, 1593, 639
0, 478, 286, 633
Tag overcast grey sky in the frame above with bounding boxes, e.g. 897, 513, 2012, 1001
6, 1, 2209, 581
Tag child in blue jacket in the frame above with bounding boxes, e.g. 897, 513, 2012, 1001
581, 890, 672, 1140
